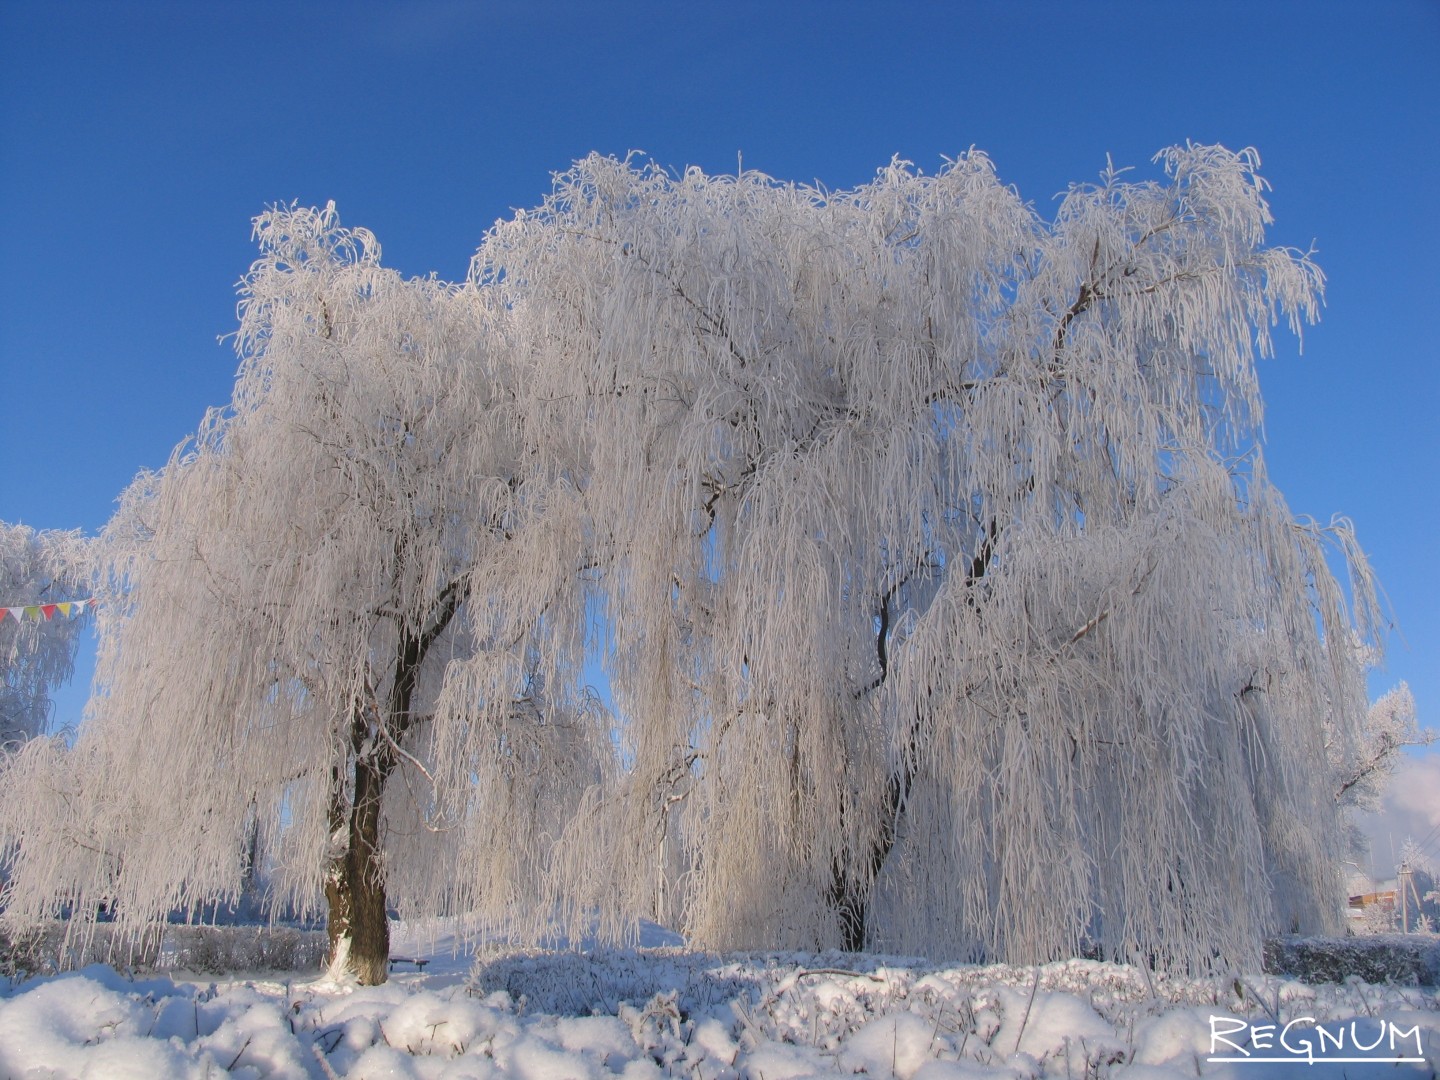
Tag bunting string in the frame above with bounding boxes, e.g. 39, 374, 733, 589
0, 598, 99, 623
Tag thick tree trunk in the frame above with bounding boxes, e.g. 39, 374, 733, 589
338, 754, 392, 985
324, 734, 399, 983
324, 753, 355, 975
829, 770, 907, 953
324, 579, 465, 985
830, 532, 992, 950
322, 860, 351, 971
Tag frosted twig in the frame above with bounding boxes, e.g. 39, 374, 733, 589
1013, 968, 1041, 1056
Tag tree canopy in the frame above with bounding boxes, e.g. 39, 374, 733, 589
0, 146, 1384, 980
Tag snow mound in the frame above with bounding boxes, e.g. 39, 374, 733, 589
0, 949, 1436, 1078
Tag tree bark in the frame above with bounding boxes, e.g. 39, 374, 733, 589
324, 580, 465, 984
324, 742, 396, 984
338, 752, 393, 985
829, 770, 908, 952
829, 529, 994, 951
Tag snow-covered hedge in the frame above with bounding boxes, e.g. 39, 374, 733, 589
0, 923, 326, 978
157, 925, 328, 974
473, 947, 1253, 1027
0, 923, 160, 977
9, 926, 1440, 986
1264, 934, 1440, 986
475, 937, 1440, 1020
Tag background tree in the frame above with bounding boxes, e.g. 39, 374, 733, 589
0, 523, 89, 745
0, 206, 610, 984
1333, 682, 1430, 813
1330, 682, 1433, 874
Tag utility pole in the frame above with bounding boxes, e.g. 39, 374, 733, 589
1407, 865, 1427, 933
1398, 860, 1412, 933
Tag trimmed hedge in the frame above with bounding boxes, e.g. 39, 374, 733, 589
158, 925, 328, 974
0, 923, 327, 978
7, 925, 1438, 985
1263, 934, 1440, 985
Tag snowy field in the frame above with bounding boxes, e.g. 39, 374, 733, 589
1, 923, 1437, 1079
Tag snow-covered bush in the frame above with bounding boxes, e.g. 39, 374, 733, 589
0, 922, 325, 979
157, 926, 327, 975
0, 923, 160, 979
1265, 934, 1440, 986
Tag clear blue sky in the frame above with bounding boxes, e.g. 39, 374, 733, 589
2, 2, 1436, 796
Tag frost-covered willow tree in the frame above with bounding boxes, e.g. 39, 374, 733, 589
0, 205, 610, 984
487, 146, 1382, 971
0, 146, 1386, 979
0, 523, 90, 744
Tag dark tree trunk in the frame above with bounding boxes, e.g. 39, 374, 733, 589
325, 711, 393, 985
829, 527, 994, 951
338, 753, 392, 985
829, 768, 910, 952
324, 579, 465, 985
239, 802, 261, 899
322, 867, 351, 971
324, 754, 355, 973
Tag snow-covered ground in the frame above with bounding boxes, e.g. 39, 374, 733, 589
1, 923, 1437, 1078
